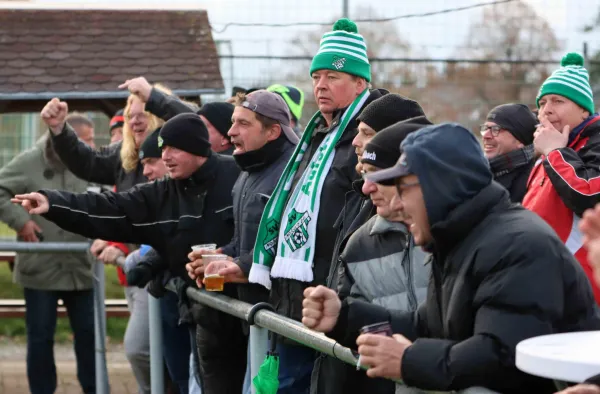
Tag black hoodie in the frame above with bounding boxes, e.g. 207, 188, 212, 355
327, 123, 600, 393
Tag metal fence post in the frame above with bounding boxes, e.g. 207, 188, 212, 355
148, 294, 164, 393
93, 261, 110, 394
249, 325, 269, 394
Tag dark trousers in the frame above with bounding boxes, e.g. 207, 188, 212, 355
160, 291, 190, 394
274, 341, 316, 394
195, 310, 247, 394
24, 287, 96, 394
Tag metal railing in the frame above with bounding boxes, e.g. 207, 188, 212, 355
0, 242, 111, 394
0, 241, 90, 253
0, 242, 380, 394
159, 281, 368, 394
183, 286, 359, 367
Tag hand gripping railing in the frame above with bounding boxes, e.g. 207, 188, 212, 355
183, 287, 359, 366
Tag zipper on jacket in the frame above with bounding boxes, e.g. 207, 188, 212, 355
404, 237, 418, 311
432, 253, 444, 324
326, 258, 339, 288
237, 173, 250, 234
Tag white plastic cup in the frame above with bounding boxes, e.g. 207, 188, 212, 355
191, 243, 217, 252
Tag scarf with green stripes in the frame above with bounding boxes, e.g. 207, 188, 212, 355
249, 89, 370, 289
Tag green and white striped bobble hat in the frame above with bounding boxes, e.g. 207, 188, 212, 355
536, 52, 595, 114
309, 18, 371, 82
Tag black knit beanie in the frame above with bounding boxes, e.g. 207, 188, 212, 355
138, 127, 162, 160
485, 104, 538, 146
197, 102, 234, 140
159, 113, 211, 157
361, 116, 433, 170
357, 94, 426, 132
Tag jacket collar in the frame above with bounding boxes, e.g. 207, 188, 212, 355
370, 215, 408, 236
233, 136, 292, 173
569, 114, 600, 147
429, 182, 511, 258
352, 178, 366, 196
38, 133, 66, 171
188, 153, 219, 187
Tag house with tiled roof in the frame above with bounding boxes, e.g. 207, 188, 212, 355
0, 9, 224, 113
0, 8, 224, 167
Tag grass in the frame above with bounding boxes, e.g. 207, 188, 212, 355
0, 259, 129, 343
0, 221, 15, 238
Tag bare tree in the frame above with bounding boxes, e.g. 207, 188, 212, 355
416, 0, 560, 130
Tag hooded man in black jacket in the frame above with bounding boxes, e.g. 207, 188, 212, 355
303, 123, 600, 393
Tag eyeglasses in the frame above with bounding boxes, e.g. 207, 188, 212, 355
479, 124, 504, 137
394, 179, 420, 201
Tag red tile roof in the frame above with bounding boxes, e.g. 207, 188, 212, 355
0, 9, 224, 100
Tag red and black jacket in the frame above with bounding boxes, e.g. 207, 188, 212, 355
523, 116, 600, 303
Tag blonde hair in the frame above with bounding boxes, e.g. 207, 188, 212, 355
120, 84, 171, 172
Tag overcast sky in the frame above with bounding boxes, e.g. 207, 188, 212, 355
3, 0, 600, 94
5, 0, 600, 54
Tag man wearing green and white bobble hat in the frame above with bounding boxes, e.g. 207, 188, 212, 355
248, 17, 388, 393
523, 52, 600, 304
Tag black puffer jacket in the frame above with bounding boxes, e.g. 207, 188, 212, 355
494, 160, 535, 202
40, 153, 239, 281
328, 183, 600, 393
51, 123, 146, 192
270, 88, 387, 324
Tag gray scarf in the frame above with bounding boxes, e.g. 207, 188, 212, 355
488, 145, 535, 178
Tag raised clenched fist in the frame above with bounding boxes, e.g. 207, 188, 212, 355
40, 98, 68, 135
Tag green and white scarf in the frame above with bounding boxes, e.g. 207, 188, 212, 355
249, 89, 370, 289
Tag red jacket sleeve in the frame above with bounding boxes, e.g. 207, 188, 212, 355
544, 132, 600, 216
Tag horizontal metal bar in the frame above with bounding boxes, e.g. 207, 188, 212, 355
0, 299, 128, 307
252, 304, 358, 367
184, 287, 388, 378
0, 241, 90, 253
185, 286, 257, 321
